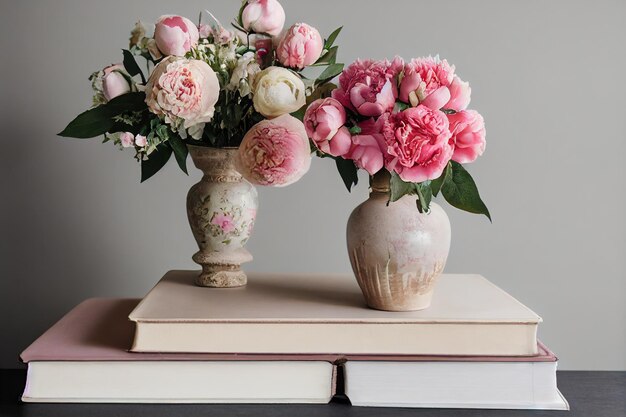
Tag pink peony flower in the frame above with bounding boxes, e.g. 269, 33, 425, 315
347, 133, 387, 175
241, 0, 286, 37
277, 23, 323, 69
445, 75, 471, 112
399, 56, 455, 110
120, 132, 134, 148
448, 110, 486, 163
211, 213, 235, 233
102, 64, 131, 102
135, 134, 147, 147
304, 98, 351, 157
382, 105, 453, 183
337, 118, 386, 175
332, 58, 403, 117
154, 15, 199, 57
238, 114, 311, 187
145, 57, 220, 139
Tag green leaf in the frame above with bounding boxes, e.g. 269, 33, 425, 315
324, 26, 342, 49
349, 125, 361, 135
335, 157, 358, 192
105, 92, 146, 113
168, 134, 189, 175
291, 106, 306, 121
389, 172, 416, 203
308, 82, 337, 103
313, 46, 338, 66
431, 162, 451, 197
415, 181, 432, 213
316, 63, 344, 85
441, 161, 491, 221
58, 105, 115, 138
394, 101, 410, 112
141, 144, 172, 182
58, 92, 147, 138
122, 49, 145, 83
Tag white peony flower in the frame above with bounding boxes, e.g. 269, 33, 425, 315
252, 66, 306, 118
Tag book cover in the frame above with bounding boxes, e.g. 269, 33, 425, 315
129, 270, 542, 355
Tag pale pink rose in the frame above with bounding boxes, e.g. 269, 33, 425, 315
382, 106, 453, 183
304, 98, 351, 157
399, 56, 455, 110
332, 58, 403, 117
135, 134, 147, 147
445, 75, 471, 111
102, 64, 131, 102
242, 0, 285, 37
211, 213, 235, 233
145, 57, 220, 139
154, 15, 199, 57
238, 114, 311, 187
277, 23, 323, 69
448, 110, 486, 163
120, 132, 134, 148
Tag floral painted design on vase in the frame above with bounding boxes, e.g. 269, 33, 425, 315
187, 145, 258, 287
346, 171, 451, 311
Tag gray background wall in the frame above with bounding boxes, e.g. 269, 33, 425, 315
1, 0, 625, 370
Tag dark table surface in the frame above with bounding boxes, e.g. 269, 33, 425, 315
1, 370, 624, 417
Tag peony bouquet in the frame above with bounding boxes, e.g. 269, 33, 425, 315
303, 56, 490, 219
60, 0, 343, 185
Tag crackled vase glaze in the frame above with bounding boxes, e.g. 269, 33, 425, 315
187, 146, 258, 288
347, 171, 451, 311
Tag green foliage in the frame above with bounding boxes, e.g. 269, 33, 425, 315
386, 163, 490, 218
335, 157, 359, 191
430, 163, 451, 197
122, 49, 145, 83
315, 63, 344, 86
167, 134, 189, 175
415, 181, 432, 213
324, 27, 342, 50
441, 161, 491, 221
58, 92, 146, 138
313, 46, 338, 67
389, 172, 417, 203
141, 144, 172, 182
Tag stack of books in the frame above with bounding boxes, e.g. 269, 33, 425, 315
20, 270, 569, 409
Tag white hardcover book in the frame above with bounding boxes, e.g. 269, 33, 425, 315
129, 270, 542, 356
344, 360, 569, 410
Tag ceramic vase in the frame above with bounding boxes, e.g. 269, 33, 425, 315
346, 171, 451, 311
187, 146, 258, 288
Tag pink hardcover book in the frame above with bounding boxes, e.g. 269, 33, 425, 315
20, 298, 337, 403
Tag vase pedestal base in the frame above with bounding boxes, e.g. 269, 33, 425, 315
192, 248, 252, 288
195, 265, 247, 288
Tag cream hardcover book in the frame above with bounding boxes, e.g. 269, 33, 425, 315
129, 271, 541, 355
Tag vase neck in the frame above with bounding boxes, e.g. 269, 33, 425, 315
370, 170, 391, 194
188, 146, 242, 182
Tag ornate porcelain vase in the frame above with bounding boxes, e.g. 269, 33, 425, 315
346, 171, 451, 311
187, 146, 258, 288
